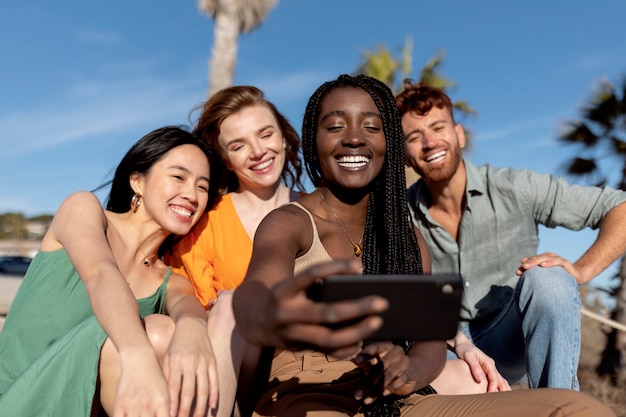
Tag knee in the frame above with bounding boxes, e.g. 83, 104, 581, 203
519, 266, 580, 310
144, 314, 175, 357
432, 359, 489, 395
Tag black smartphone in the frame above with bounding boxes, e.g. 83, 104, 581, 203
306, 274, 463, 340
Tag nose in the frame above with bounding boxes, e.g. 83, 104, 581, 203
181, 181, 199, 205
421, 131, 437, 149
249, 138, 267, 159
342, 125, 365, 147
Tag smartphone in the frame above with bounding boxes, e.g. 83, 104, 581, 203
306, 274, 463, 340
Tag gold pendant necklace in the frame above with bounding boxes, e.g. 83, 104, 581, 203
141, 252, 156, 266
318, 189, 363, 257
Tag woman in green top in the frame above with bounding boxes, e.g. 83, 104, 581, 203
0, 126, 220, 417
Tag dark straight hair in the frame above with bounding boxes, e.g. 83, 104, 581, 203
96, 125, 219, 213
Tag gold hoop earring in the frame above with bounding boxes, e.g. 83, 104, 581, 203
130, 193, 142, 213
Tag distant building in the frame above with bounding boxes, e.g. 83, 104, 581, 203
0, 240, 40, 257
25, 219, 50, 240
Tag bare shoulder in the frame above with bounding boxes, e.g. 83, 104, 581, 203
261, 201, 311, 230
43, 191, 106, 250
53, 191, 106, 230
56, 191, 104, 217
255, 198, 316, 261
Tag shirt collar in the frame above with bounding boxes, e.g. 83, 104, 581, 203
411, 158, 485, 215
464, 158, 485, 197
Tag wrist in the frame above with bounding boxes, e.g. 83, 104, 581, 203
175, 315, 208, 330
118, 344, 158, 362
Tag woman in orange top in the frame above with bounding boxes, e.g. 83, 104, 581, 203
166, 85, 304, 417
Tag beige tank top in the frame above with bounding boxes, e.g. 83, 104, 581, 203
288, 202, 333, 274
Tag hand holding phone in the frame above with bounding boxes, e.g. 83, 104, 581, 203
306, 274, 463, 340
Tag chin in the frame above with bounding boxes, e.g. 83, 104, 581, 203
170, 222, 194, 236
255, 176, 281, 188
426, 171, 454, 184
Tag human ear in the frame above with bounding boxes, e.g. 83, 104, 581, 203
129, 172, 145, 196
455, 124, 466, 149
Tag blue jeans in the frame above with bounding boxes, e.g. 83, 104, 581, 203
457, 266, 581, 390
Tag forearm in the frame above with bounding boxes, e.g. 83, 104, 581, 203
406, 340, 447, 390
575, 202, 626, 284
167, 300, 209, 343
232, 281, 272, 345
85, 264, 154, 355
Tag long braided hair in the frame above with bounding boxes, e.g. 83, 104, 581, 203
302, 74, 423, 417
302, 74, 422, 277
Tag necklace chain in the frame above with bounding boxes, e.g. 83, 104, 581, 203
139, 247, 156, 266
128, 219, 156, 267
318, 189, 363, 257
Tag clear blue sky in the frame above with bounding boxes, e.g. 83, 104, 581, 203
2, 1, 625, 293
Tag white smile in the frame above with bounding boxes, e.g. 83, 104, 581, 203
425, 151, 446, 163
337, 155, 370, 168
253, 158, 273, 170
171, 206, 193, 218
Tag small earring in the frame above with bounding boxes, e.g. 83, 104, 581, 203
130, 193, 142, 213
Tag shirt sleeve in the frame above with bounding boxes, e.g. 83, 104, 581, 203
507, 168, 626, 230
164, 212, 217, 308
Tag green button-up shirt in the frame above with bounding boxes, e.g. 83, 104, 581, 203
407, 159, 626, 322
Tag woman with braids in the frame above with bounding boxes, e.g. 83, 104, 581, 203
232, 74, 615, 417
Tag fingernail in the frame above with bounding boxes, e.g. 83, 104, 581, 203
370, 316, 383, 329
372, 298, 388, 311
354, 389, 363, 400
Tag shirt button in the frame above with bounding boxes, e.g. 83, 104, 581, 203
464, 281, 470, 287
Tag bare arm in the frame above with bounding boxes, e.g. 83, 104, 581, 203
575, 201, 626, 283
162, 274, 218, 416
43, 192, 169, 416
44, 192, 155, 357
232, 206, 388, 357
517, 202, 626, 284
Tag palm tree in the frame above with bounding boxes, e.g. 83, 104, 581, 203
356, 39, 476, 185
199, 0, 277, 97
558, 76, 626, 384
357, 39, 475, 118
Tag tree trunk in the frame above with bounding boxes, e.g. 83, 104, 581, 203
596, 255, 626, 384
208, 12, 239, 97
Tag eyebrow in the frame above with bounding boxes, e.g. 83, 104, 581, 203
405, 118, 449, 136
320, 110, 345, 123
223, 124, 276, 147
428, 119, 449, 127
320, 110, 382, 123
